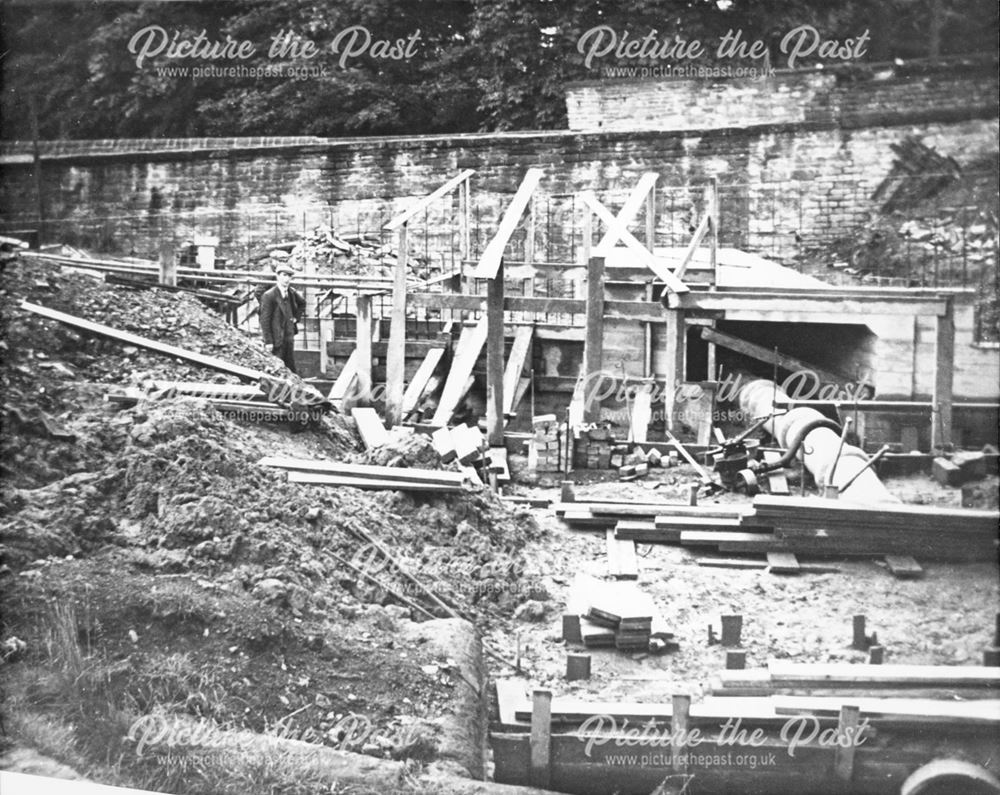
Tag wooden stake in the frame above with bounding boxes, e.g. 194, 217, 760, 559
932, 298, 955, 448
529, 689, 552, 788
721, 615, 743, 648
671, 695, 690, 773
834, 705, 860, 782
158, 241, 177, 287
868, 645, 884, 665
560, 481, 576, 503
486, 259, 505, 447
565, 654, 591, 681
852, 615, 868, 650
688, 483, 699, 506
384, 223, 408, 426
725, 650, 747, 670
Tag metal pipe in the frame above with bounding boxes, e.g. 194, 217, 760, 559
738, 379, 899, 504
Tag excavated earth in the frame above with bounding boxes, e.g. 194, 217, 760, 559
0, 258, 544, 795
1, 256, 998, 795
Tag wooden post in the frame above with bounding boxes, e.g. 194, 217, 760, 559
583, 255, 605, 423
725, 650, 747, 670
643, 283, 654, 378
158, 241, 177, 287
565, 653, 591, 681
664, 309, 685, 430
720, 615, 743, 648
318, 317, 333, 375
355, 294, 374, 406
486, 260, 505, 447
560, 481, 576, 503
385, 223, 408, 426
868, 645, 884, 665
709, 176, 719, 276
688, 483, 699, 506
671, 695, 690, 773
932, 298, 954, 449
852, 615, 868, 650
645, 185, 656, 251
529, 689, 552, 788
834, 705, 860, 782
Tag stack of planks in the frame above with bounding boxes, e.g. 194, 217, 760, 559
259, 456, 471, 492
563, 575, 672, 653
554, 495, 999, 567
751, 496, 999, 563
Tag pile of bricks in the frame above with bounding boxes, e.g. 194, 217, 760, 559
530, 414, 562, 472
574, 425, 613, 470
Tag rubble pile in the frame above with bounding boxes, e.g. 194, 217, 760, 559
1, 255, 540, 622
262, 224, 436, 280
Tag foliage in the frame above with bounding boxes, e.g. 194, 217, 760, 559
1, 0, 997, 138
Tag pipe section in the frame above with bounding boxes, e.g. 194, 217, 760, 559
738, 379, 899, 504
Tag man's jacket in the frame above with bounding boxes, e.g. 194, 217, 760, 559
259, 285, 305, 348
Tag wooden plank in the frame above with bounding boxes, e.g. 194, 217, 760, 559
578, 192, 689, 294
762, 450, 791, 495
328, 349, 359, 404
665, 429, 715, 486
452, 423, 484, 464
583, 256, 605, 423
487, 447, 510, 482
672, 290, 948, 317
885, 555, 924, 579
593, 172, 659, 254
20, 300, 263, 381
287, 472, 464, 492
431, 317, 489, 426
431, 426, 457, 463
475, 168, 545, 279
767, 551, 801, 574
503, 326, 533, 415
773, 695, 1000, 725
511, 375, 531, 416
697, 557, 769, 570
384, 223, 408, 425
401, 347, 445, 416
150, 381, 266, 400
350, 407, 390, 449
605, 528, 639, 580
701, 326, 854, 387
753, 495, 998, 527
486, 260, 505, 446
554, 502, 745, 519
768, 662, 1000, 688
674, 212, 710, 281
383, 169, 475, 230
495, 679, 529, 727
261, 456, 465, 485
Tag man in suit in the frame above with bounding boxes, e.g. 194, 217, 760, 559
259, 263, 305, 374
